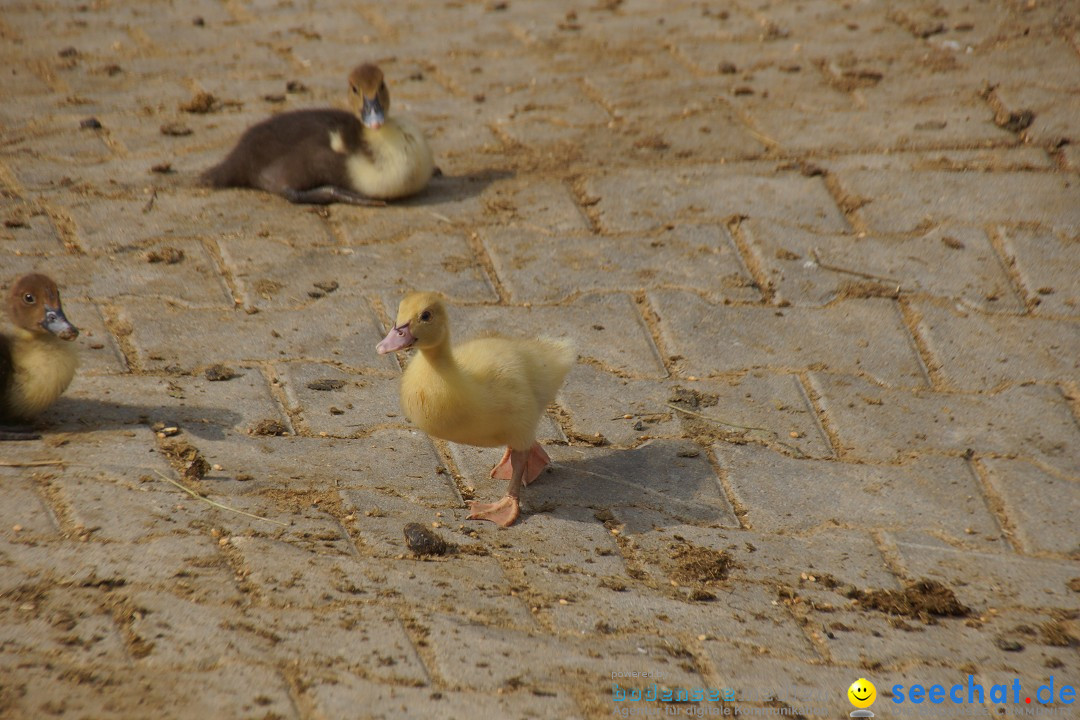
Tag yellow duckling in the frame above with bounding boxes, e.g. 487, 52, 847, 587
1, 274, 79, 440
377, 293, 575, 527
201, 63, 435, 205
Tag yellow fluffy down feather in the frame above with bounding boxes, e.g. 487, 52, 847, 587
401, 334, 575, 451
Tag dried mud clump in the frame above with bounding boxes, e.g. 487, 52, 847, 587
670, 542, 734, 584
249, 418, 288, 436
159, 439, 209, 481
307, 378, 346, 391
856, 579, 969, 623
204, 364, 239, 382
403, 523, 454, 557
146, 247, 185, 264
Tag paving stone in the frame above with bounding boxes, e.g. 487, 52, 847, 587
978, 458, 1079, 557
330, 173, 492, 245
0, 237, 232, 306
54, 190, 334, 253
41, 372, 286, 440
152, 663, 300, 720
481, 223, 759, 304
997, 226, 1080, 317
652, 291, 929, 387
832, 167, 1080, 234
716, 443, 1003, 543
585, 165, 849, 234
338, 488, 470, 556
0, 661, 176, 720
423, 613, 705, 692
886, 534, 1080, 610
364, 555, 537, 630
622, 520, 901, 595
450, 439, 739, 528
481, 178, 590, 236
748, 74, 1011, 154
227, 535, 379, 608
218, 230, 497, 310
196, 431, 458, 509
995, 85, 1080, 149
560, 364, 832, 456
0, 476, 59, 539
388, 291, 667, 377
0, 586, 127, 666
129, 591, 427, 682
743, 220, 1025, 312
701, 648, 964, 718
116, 295, 397, 372
913, 300, 1080, 391
277, 362, 403, 435
303, 671, 583, 720
809, 373, 1080, 476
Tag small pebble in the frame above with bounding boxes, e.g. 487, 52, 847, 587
12, 525, 23, 533
212, 464, 223, 471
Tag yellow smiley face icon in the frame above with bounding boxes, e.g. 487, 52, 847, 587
848, 678, 877, 709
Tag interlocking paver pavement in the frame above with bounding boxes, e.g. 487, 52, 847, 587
1, 1, 1078, 718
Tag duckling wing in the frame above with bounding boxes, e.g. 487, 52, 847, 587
201, 110, 368, 193
454, 337, 575, 438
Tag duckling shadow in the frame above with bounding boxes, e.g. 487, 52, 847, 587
39, 397, 242, 441
527, 439, 734, 532
399, 168, 514, 207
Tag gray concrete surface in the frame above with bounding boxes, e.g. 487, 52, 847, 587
1, 1, 1078, 719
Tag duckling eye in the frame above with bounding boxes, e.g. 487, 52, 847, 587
420, 310, 432, 322
23, 293, 35, 305
350, 84, 358, 94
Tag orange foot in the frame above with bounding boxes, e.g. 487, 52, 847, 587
468, 496, 520, 527
489, 443, 551, 484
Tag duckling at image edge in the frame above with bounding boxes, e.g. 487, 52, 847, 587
201, 63, 435, 206
377, 293, 575, 527
0, 274, 79, 440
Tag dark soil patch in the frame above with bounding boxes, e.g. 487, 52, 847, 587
856, 579, 969, 623
307, 379, 347, 391
249, 419, 288, 436
159, 439, 209, 482
146, 247, 184, 264
670, 542, 735, 584
1040, 620, 1076, 647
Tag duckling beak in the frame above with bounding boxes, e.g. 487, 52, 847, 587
377, 323, 415, 354
42, 306, 79, 341
361, 96, 385, 130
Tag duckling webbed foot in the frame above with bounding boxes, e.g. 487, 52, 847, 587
283, 186, 386, 207
0, 425, 42, 441
471, 447, 534, 527
467, 496, 520, 527
490, 443, 550, 485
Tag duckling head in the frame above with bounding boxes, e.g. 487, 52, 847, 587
6, 273, 79, 341
348, 63, 390, 130
376, 292, 448, 354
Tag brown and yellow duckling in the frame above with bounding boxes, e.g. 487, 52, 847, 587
1, 274, 79, 440
201, 63, 435, 205
377, 293, 575, 527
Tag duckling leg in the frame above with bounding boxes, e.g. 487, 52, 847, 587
490, 443, 550, 484
282, 186, 386, 206
469, 448, 529, 527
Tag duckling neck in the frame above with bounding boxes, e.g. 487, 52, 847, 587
418, 340, 456, 370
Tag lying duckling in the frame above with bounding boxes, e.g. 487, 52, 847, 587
201, 63, 434, 205
377, 293, 575, 527
1, 274, 79, 440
